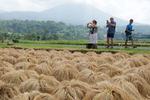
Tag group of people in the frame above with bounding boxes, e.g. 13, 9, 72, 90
87, 17, 135, 49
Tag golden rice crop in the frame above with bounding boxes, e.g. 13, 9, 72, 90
113, 52, 130, 60
33, 93, 57, 100
0, 48, 150, 100
53, 63, 79, 81
111, 77, 143, 100
0, 70, 38, 86
11, 91, 40, 100
34, 62, 52, 75
1, 54, 17, 65
14, 62, 33, 70
0, 84, 20, 100
124, 73, 150, 98
53, 80, 90, 100
20, 75, 60, 93
77, 69, 110, 84
0, 66, 15, 77
0, 70, 29, 86
96, 64, 122, 77
84, 81, 137, 100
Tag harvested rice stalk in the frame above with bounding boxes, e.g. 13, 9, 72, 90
125, 73, 150, 98
11, 91, 40, 100
0, 67, 15, 78
53, 80, 91, 100
14, 62, 34, 70
1, 54, 17, 65
0, 84, 20, 100
0, 70, 28, 86
96, 64, 122, 77
35, 62, 52, 75
33, 93, 57, 100
84, 81, 138, 100
111, 77, 143, 100
77, 69, 97, 84
20, 75, 60, 94
53, 64, 79, 81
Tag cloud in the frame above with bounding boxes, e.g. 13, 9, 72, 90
92, 0, 150, 24
0, 0, 149, 24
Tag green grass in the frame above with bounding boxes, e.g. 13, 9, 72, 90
19, 40, 150, 47
10, 43, 150, 54
0, 40, 150, 54
0, 43, 9, 48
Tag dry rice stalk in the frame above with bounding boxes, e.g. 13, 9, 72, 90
113, 60, 131, 70
0, 80, 4, 85
72, 52, 84, 57
75, 62, 89, 71
143, 54, 150, 60
0, 70, 28, 86
14, 62, 34, 70
0, 84, 20, 100
127, 56, 149, 68
11, 91, 40, 100
23, 70, 39, 79
1, 54, 17, 65
8, 49, 21, 58
20, 75, 60, 93
1, 61, 14, 68
16, 56, 27, 63
53, 80, 91, 100
53, 64, 79, 81
111, 77, 143, 100
96, 64, 122, 77
86, 52, 98, 56
77, 69, 97, 84
136, 67, 150, 84
20, 78, 40, 93
125, 73, 150, 98
33, 93, 57, 100
124, 67, 150, 85
11, 93, 29, 100
0, 67, 15, 77
84, 81, 138, 100
96, 72, 111, 82
113, 52, 130, 60
35, 62, 52, 75
75, 62, 98, 72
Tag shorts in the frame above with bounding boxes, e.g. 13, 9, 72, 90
107, 32, 115, 38
126, 35, 133, 41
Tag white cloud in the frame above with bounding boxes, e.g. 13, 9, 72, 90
0, 0, 150, 24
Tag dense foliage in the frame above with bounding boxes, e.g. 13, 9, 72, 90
0, 20, 89, 41
0, 20, 149, 42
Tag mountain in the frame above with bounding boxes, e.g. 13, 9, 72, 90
0, 3, 129, 25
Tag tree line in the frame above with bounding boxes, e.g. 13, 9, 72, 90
0, 20, 89, 42
0, 20, 149, 43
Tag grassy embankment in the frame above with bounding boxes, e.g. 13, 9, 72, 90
0, 40, 150, 54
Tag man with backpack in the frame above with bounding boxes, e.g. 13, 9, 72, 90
125, 19, 135, 48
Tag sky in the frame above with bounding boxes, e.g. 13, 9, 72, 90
0, 0, 150, 24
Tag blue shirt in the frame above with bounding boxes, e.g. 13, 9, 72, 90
107, 21, 116, 34
126, 24, 133, 32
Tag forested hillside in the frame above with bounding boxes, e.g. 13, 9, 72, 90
0, 20, 149, 42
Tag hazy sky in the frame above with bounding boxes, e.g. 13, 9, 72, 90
0, 0, 150, 24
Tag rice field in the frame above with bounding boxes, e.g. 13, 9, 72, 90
0, 48, 150, 100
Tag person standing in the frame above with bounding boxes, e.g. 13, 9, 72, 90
87, 20, 98, 49
125, 19, 135, 48
106, 17, 116, 48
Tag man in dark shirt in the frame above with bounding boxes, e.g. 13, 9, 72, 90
106, 17, 116, 48
125, 19, 135, 48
